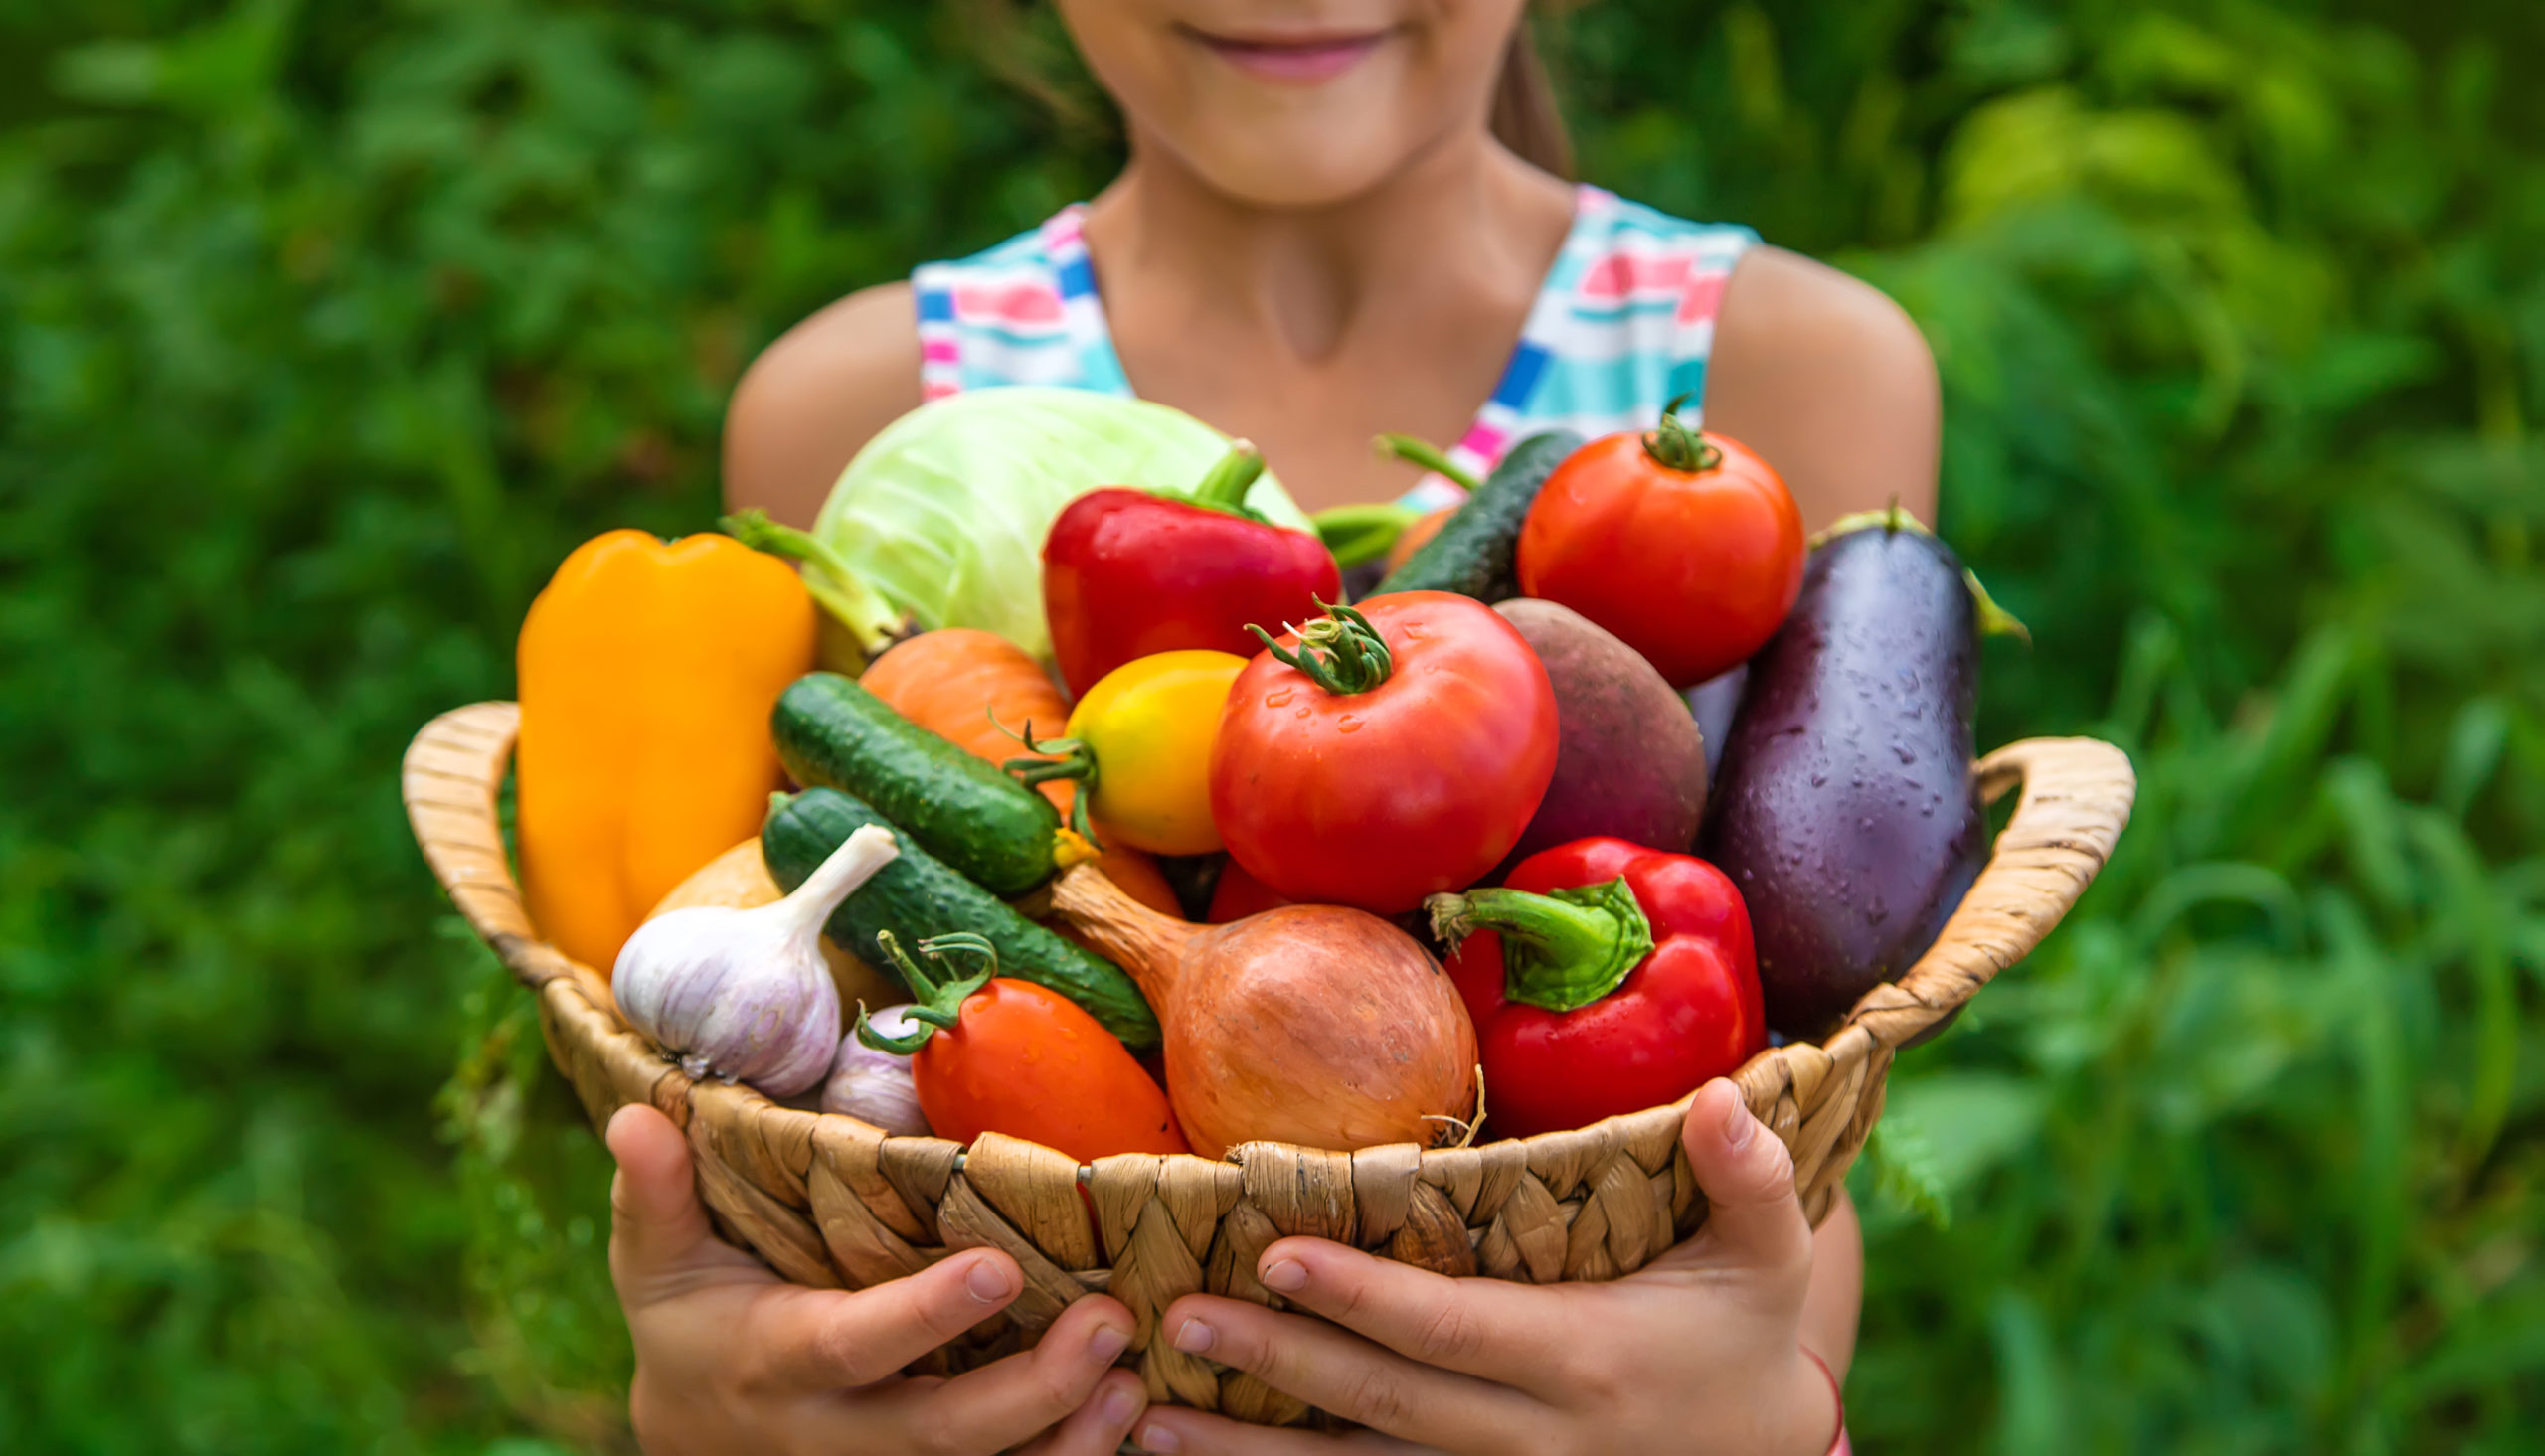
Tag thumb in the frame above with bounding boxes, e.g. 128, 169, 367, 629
1670, 1079, 1813, 1281
605, 1102, 735, 1295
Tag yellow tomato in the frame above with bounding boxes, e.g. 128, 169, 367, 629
1067, 650, 1247, 856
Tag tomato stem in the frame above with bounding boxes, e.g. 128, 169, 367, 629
1638, 392, 1722, 475
998, 720, 1106, 848
1425, 877, 1655, 1013
859, 931, 998, 1053
1245, 598, 1393, 697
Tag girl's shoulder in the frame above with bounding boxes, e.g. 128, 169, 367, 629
723, 280, 923, 525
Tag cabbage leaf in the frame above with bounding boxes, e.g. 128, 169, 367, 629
806, 388, 1310, 663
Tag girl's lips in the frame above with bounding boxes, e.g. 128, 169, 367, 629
1184, 28, 1391, 83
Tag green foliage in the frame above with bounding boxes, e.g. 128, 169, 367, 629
1, 1, 2536, 1452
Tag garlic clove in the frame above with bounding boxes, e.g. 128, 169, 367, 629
612, 825, 900, 1098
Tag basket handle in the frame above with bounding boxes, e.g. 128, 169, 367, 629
1836, 735, 2135, 1048
1718, 735, 2135, 1220
402, 702, 594, 997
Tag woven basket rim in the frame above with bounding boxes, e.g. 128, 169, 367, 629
403, 701, 2135, 1193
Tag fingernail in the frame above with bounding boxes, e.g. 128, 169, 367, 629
1090, 1322, 1131, 1363
1170, 1316, 1216, 1355
1261, 1257, 1306, 1292
1101, 1383, 1142, 1425
1723, 1095, 1756, 1150
965, 1256, 1016, 1304
1138, 1421, 1183, 1453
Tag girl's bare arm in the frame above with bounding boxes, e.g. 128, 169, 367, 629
1709, 246, 1943, 531
723, 281, 923, 527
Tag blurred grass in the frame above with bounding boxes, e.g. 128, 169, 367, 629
0, 1, 2537, 1452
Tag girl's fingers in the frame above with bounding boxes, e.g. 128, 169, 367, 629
605, 1103, 759, 1292
1016, 1368, 1150, 1456
1658, 1079, 1813, 1281
1132, 1404, 1430, 1454
894, 1293, 1141, 1451
1154, 1294, 1540, 1450
751, 1247, 1026, 1391
1245, 1237, 1573, 1390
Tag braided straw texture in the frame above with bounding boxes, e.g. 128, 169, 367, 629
405, 703, 2132, 1418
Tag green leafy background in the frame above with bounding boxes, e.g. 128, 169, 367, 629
4, 1, 2539, 1451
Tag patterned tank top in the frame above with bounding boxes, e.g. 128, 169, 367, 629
912, 185, 1758, 509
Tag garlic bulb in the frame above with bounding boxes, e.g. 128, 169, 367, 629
612, 824, 898, 1098
820, 1006, 931, 1136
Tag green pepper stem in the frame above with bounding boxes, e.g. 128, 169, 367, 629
1425, 877, 1656, 1014
1245, 598, 1393, 697
721, 509, 907, 656
1374, 433, 1482, 493
1639, 392, 1722, 474
1186, 442, 1269, 514
1312, 503, 1421, 569
857, 930, 996, 1053
1811, 502, 2032, 645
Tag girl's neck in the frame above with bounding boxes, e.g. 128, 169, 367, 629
1082, 127, 1572, 366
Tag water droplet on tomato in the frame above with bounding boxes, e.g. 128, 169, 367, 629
1337, 715, 1364, 733
1263, 689, 1294, 708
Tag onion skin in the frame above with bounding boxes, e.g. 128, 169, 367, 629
1048, 866, 1478, 1158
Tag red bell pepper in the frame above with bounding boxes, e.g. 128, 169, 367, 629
1428, 836, 1766, 1139
1043, 444, 1341, 697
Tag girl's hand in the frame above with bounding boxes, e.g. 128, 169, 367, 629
1128, 1079, 1844, 1456
605, 1103, 1147, 1456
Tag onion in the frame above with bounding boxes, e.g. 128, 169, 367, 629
1048, 866, 1478, 1158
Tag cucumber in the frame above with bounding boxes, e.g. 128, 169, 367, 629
1373, 428, 1584, 601
763, 787, 1160, 1050
772, 672, 1063, 896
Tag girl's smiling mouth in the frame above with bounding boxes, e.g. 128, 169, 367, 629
1179, 25, 1396, 84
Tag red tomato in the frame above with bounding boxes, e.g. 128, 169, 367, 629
913, 978, 1188, 1164
1206, 858, 1292, 923
1515, 419, 1804, 687
1209, 592, 1558, 914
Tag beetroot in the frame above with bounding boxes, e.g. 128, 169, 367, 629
1492, 599, 1709, 864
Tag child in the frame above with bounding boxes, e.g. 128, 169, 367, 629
618, 4, 1929, 1449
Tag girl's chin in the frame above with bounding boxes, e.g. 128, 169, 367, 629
1150, 115, 1447, 210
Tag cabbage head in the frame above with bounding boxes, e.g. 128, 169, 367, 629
807, 388, 1311, 663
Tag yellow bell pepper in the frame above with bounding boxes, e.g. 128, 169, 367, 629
516, 530, 817, 976
1014, 650, 1247, 857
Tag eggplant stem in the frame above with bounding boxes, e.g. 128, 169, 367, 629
1809, 504, 2032, 645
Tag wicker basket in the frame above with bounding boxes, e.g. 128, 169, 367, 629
405, 702, 2132, 1422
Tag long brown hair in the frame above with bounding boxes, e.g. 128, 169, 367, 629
1491, 21, 1575, 179
965, 3, 1576, 181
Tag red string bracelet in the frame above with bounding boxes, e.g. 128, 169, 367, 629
1800, 1346, 1848, 1456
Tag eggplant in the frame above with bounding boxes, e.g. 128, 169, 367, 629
1704, 512, 2007, 1041
1684, 664, 1749, 790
